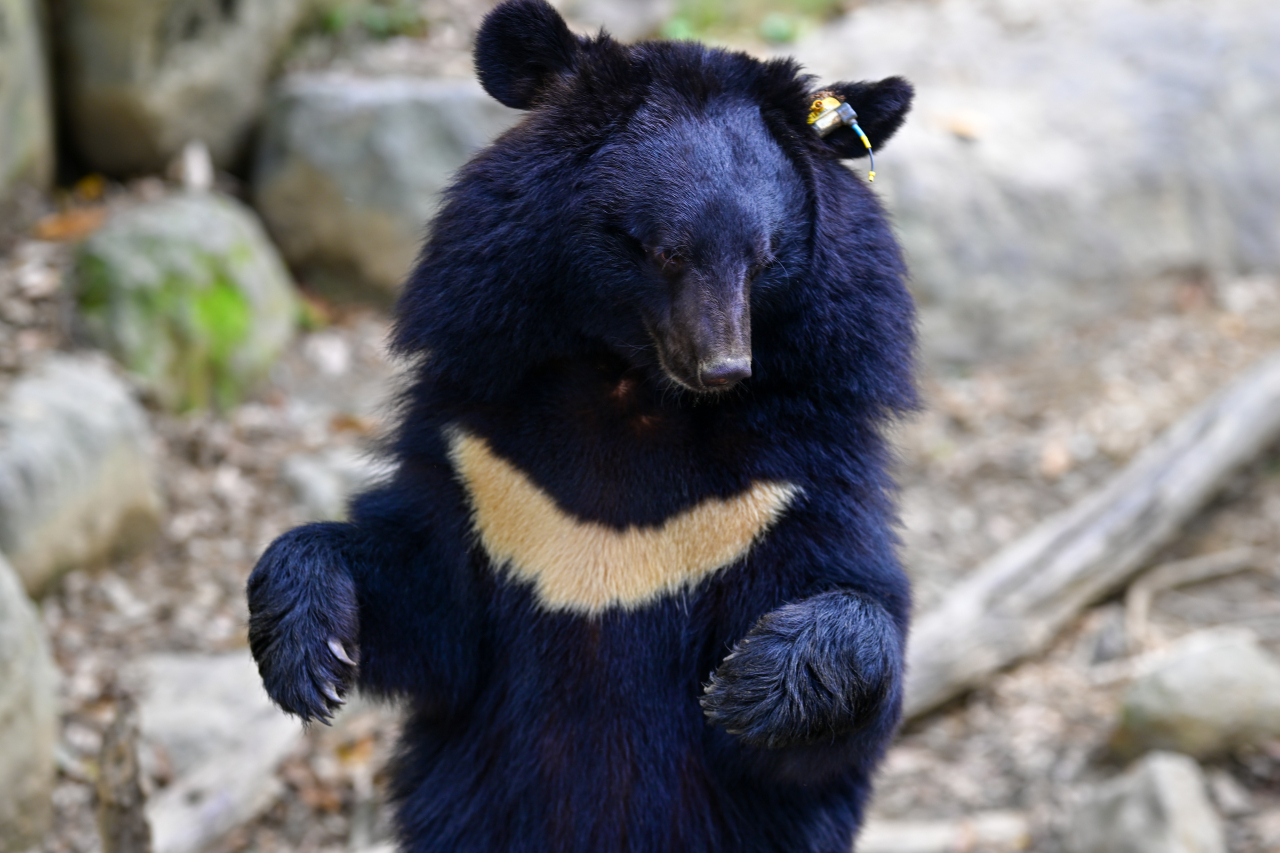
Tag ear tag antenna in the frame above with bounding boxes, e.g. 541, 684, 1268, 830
807, 96, 876, 181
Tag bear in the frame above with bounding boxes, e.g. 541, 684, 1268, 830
246, 1, 917, 850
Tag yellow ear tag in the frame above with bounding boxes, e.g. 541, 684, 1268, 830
807, 96, 877, 181
807, 97, 843, 125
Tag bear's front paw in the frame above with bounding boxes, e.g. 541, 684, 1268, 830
700, 591, 902, 749
247, 525, 360, 723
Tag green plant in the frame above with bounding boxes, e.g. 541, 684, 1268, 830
661, 0, 845, 44
312, 0, 427, 41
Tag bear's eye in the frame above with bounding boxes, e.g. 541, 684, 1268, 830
647, 246, 684, 275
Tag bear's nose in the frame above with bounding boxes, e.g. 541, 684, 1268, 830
700, 358, 752, 388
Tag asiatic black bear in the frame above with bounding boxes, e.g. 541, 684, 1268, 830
248, 2, 917, 850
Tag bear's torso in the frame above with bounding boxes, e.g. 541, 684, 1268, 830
383, 364, 868, 852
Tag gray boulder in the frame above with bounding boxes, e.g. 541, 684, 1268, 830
1066, 752, 1225, 853
76, 192, 299, 412
1112, 628, 1280, 760
0, 0, 53, 204
254, 75, 519, 303
54, 0, 308, 175
795, 0, 1280, 363
0, 354, 163, 594
0, 552, 57, 850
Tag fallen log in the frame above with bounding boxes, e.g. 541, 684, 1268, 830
904, 349, 1280, 720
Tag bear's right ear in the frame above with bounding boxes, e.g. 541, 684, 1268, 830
475, 0, 583, 110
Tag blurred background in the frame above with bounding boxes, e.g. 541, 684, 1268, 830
2, 0, 1280, 851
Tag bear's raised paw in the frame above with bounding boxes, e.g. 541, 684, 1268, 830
246, 523, 360, 723
700, 591, 902, 749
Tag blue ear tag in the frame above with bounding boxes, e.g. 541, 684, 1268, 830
807, 97, 876, 181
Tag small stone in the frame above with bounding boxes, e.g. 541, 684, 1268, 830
74, 192, 299, 412
858, 811, 1030, 853
281, 446, 394, 521
1112, 628, 1280, 759
0, 552, 57, 850
126, 651, 304, 853
1205, 769, 1253, 817
1066, 752, 1225, 853
0, 354, 163, 594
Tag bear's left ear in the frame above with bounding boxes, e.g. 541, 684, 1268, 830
810, 76, 914, 159
475, 0, 584, 110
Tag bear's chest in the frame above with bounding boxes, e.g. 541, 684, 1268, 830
446, 428, 798, 615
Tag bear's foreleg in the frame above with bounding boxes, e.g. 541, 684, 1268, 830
247, 522, 360, 723
700, 590, 903, 750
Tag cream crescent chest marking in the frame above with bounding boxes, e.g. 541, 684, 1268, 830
446, 429, 800, 615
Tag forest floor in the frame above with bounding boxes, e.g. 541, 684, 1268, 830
9, 3, 1280, 849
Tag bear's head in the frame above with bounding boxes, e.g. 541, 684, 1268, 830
395, 0, 916, 412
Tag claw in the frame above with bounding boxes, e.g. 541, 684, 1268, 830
321, 682, 345, 706
328, 637, 357, 667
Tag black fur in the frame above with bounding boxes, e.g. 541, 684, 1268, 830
248, 1, 918, 849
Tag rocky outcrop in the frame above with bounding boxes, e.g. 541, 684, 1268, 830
53, 0, 308, 175
0, 551, 57, 850
75, 192, 299, 411
254, 75, 518, 303
1112, 629, 1280, 760
0, 353, 163, 594
0, 0, 53, 204
796, 0, 1280, 363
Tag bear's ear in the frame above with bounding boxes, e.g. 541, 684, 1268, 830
475, 0, 583, 109
811, 76, 914, 159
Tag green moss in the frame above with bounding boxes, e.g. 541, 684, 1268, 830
192, 273, 252, 361
307, 0, 426, 41
76, 254, 114, 316
190, 270, 253, 410
75, 246, 260, 412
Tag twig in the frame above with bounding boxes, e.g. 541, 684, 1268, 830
1125, 547, 1260, 651
97, 694, 153, 853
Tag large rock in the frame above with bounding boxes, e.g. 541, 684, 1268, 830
254, 75, 519, 303
1066, 752, 1225, 853
0, 354, 163, 594
53, 0, 308, 174
1112, 628, 1280, 760
127, 651, 303, 853
76, 192, 299, 411
0, 552, 57, 850
0, 0, 53, 204
795, 0, 1280, 362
